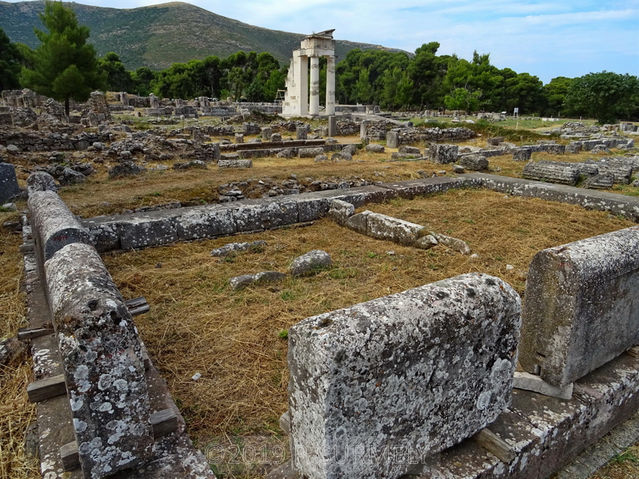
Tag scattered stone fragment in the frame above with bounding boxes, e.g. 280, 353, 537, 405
429, 144, 459, 164
173, 160, 207, 170
0, 163, 21, 202
342, 144, 358, 156
230, 271, 286, 290
513, 148, 532, 161
398, 145, 421, 155
299, 147, 324, 158
277, 148, 294, 158
332, 152, 352, 162
583, 174, 614, 189
328, 199, 355, 225
414, 233, 438, 249
453, 164, 465, 173
289, 250, 332, 277
459, 154, 489, 171
522, 161, 580, 185
59, 167, 86, 185
314, 154, 328, 162
432, 232, 471, 254
108, 161, 146, 178
218, 159, 252, 168
365, 143, 385, 153
0, 337, 26, 366
210, 240, 267, 257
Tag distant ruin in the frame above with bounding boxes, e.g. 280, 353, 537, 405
282, 30, 336, 117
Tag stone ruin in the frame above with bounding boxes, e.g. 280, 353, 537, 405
20, 168, 639, 478
83, 91, 111, 126
282, 30, 336, 117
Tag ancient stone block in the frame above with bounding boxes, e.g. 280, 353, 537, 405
233, 199, 298, 232
513, 148, 532, 161
327, 199, 354, 225
365, 210, 424, 245
583, 174, 614, 189
299, 147, 325, 158
296, 126, 308, 140
429, 144, 459, 164
45, 243, 153, 478
288, 273, 521, 479
399, 145, 421, 155
28, 190, 93, 260
218, 159, 253, 168
519, 226, 639, 387
522, 161, 580, 185
229, 271, 286, 290
174, 205, 237, 241
459, 154, 489, 171
0, 162, 20, 203
386, 129, 399, 149
26, 171, 58, 194
365, 143, 385, 153
211, 240, 266, 257
289, 250, 332, 276
119, 215, 179, 250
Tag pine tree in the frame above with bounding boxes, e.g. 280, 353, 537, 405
20, 0, 104, 116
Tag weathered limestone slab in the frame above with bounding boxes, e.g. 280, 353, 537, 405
513, 147, 532, 161
429, 144, 459, 164
289, 250, 332, 276
386, 129, 399, 148
119, 214, 179, 250
288, 273, 521, 479
299, 147, 324, 158
28, 191, 92, 260
210, 240, 266, 257
348, 210, 425, 245
513, 371, 574, 400
45, 243, 153, 478
432, 232, 471, 254
0, 162, 20, 202
519, 226, 639, 387
218, 159, 252, 168
465, 173, 639, 221
175, 205, 236, 241
522, 161, 580, 185
459, 154, 489, 171
327, 199, 354, 225
233, 198, 299, 232
230, 271, 286, 290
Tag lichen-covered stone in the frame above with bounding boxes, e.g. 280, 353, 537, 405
233, 199, 298, 232
229, 271, 286, 290
119, 214, 179, 250
211, 240, 266, 257
174, 205, 236, 241
432, 232, 471, 254
26, 171, 58, 194
365, 143, 385, 153
327, 199, 354, 225
519, 226, 639, 387
0, 162, 20, 202
218, 159, 252, 168
44, 243, 153, 478
429, 144, 459, 164
28, 190, 92, 260
459, 154, 489, 171
288, 273, 521, 479
289, 250, 332, 276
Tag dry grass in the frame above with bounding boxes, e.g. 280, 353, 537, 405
0, 207, 39, 479
589, 446, 639, 479
103, 189, 632, 477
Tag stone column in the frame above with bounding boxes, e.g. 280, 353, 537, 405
326, 55, 336, 115
294, 53, 309, 116
309, 56, 320, 116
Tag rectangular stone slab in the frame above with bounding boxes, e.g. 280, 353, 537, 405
519, 225, 639, 387
288, 273, 521, 479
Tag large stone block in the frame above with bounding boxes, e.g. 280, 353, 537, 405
0, 162, 20, 202
428, 144, 459, 164
174, 205, 237, 240
119, 214, 179, 250
519, 226, 639, 387
45, 243, 153, 478
233, 199, 298, 232
288, 273, 521, 479
28, 190, 93, 260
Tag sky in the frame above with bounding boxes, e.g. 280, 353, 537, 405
7, 0, 639, 83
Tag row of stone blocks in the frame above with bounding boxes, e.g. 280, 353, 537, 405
286, 223, 639, 478
27, 187, 214, 478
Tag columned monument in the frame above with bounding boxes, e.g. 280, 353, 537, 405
282, 30, 336, 117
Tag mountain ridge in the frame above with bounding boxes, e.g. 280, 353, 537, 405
0, 0, 400, 70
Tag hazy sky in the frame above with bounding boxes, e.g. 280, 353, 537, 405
8, 0, 639, 83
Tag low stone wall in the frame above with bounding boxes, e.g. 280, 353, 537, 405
520, 226, 639, 386
387, 126, 476, 146
26, 185, 215, 478
288, 273, 521, 478
0, 130, 111, 151
83, 177, 478, 252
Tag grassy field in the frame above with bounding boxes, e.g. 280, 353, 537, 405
102, 189, 632, 478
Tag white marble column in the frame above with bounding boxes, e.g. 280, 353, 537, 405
295, 53, 309, 116
325, 55, 336, 115
309, 56, 320, 115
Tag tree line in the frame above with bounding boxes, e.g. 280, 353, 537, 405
1, 0, 638, 123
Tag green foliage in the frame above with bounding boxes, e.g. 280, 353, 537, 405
98, 51, 133, 92
542, 76, 573, 117
19, 0, 104, 115
277, 329, 288, 340
0, 27, 22, 90
565, 71, 639, 123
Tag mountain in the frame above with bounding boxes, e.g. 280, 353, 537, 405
0, 1, 398, 70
